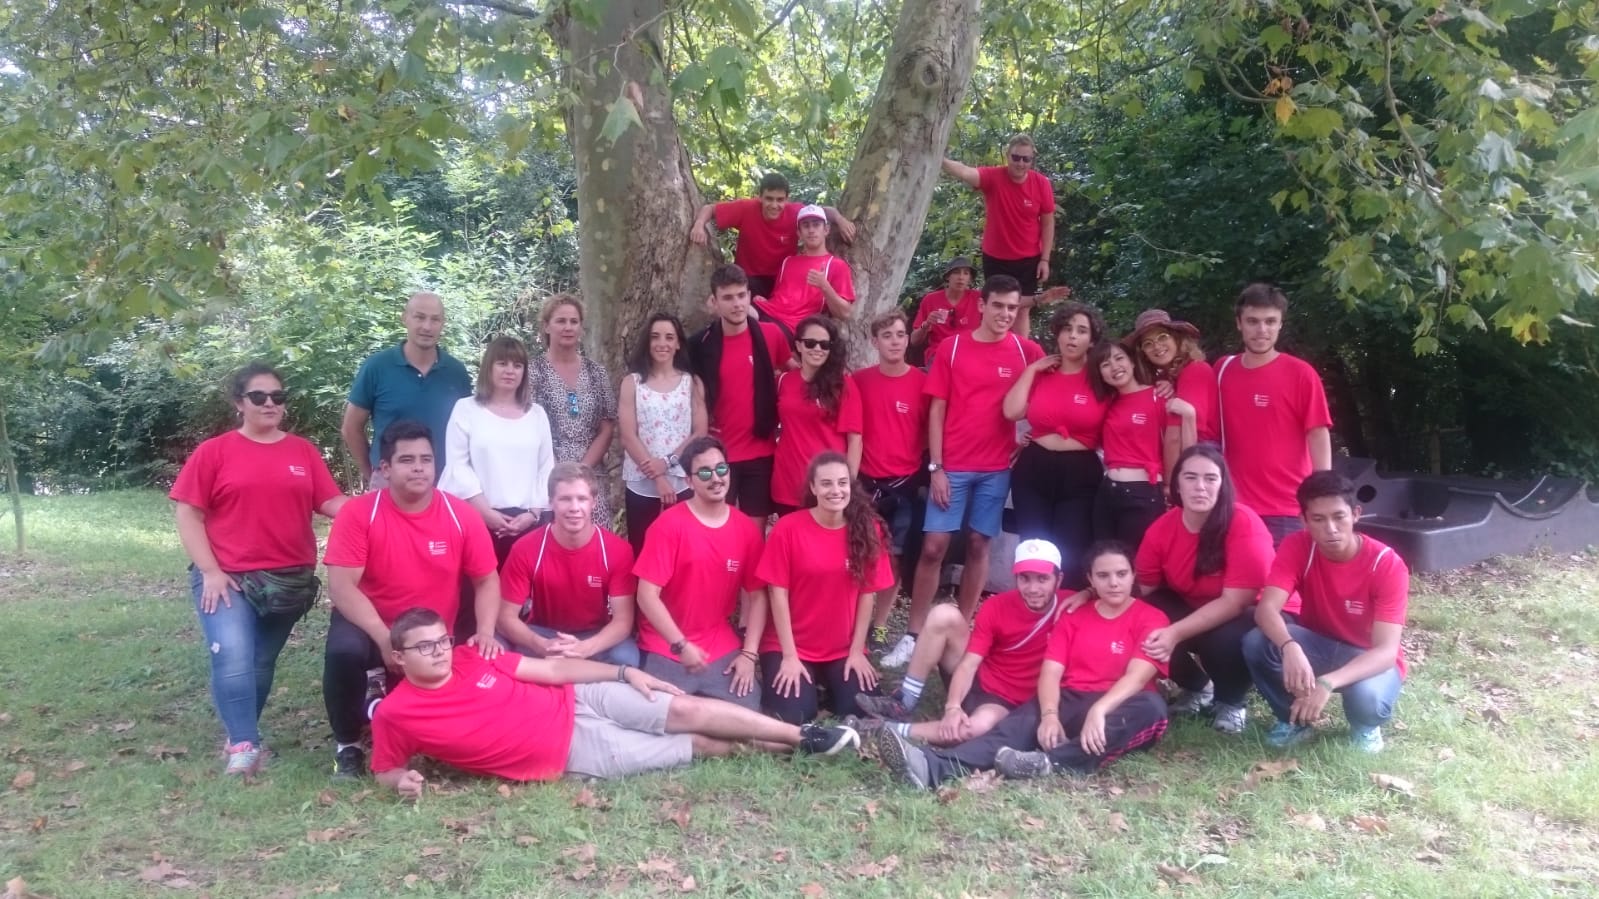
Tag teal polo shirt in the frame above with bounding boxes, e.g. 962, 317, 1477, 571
347, 343, 473, 470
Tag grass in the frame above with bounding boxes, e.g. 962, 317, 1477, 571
1, 490, 1597, 898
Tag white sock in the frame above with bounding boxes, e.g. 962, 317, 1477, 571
336, 742, 361, 754
899, 675, 926, 708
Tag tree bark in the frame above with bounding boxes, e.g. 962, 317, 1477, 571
835, 0, 981, 363
0, 390, 25, 553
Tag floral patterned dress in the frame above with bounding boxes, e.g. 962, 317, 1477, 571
529, 353, 617, 526
622, 371, 694, 498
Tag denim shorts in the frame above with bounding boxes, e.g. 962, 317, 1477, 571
924, 469, 1011, 538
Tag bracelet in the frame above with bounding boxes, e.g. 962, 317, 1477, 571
616, 665, 630, 683
739, 650, 758, 662
1041, 708, 1059, 718
943, 706, 962, 714
1316, 676, 1335, 693
1279, 638, 1299, 653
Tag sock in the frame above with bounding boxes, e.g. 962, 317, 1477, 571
889, 722, 912, 737
899, 675, 926, 708
336, 741, 361, 754
906, 631, 919, 641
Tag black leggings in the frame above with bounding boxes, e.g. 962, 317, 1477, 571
624, 488, 691, 557
759, 652, 877, 724
1092, 480, 1165, 553
322, 610, 386, 744
925, 692, 1168, 782
1011, 445, 1102, 587
1141, 589, 1258, 706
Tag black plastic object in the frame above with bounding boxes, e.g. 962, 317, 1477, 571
1336, 458, 1599, 572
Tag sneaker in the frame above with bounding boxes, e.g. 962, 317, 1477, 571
1350, 725, 1385, 753
1168, 682, 1214, 715
855, 693, 914, 722
880, 635, 917, 669
869, 626, 891, 653
995, 746, 1052, 780
798, 723, 860, 757
1212, 702, 1248, 735
841, 714, 886, 736
1265, 720, 1315, 749
364, 667, 388, 705
332, 745, 367, 780
874, 728, 932, 790
223, 741, 263, 777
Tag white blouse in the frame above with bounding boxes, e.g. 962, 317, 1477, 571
439, 397, 557, 511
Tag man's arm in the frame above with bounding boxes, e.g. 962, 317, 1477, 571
1036, 211, 1055, 281
1307, 426, 1332, 471
817, 276, 853, 320
941, 157, 981, 189
512, 654, 639, 686
823, 206, 857, 243
376, 767, 426, 799
1080, 659, 1158, 755
688, 203, 715, 245
470, 572, 502, 659
496, 600, 552, 655
574, 594, 636, 656
327, 565, 393, 650
1255, 584, 1316, 697
941, 652, 984, 713
339, 403, 374, 483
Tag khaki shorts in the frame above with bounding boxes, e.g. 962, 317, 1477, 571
564, 683, 694, 779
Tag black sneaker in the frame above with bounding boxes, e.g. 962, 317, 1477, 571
868, 626, 891, 653
332, 745, 366, 780
798, 723, 860, 756
855, 693, 914, 722
874, 728, 933, 790
994, 746, 1052, 779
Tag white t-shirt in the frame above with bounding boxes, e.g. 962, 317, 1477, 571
439, 397, 557, 511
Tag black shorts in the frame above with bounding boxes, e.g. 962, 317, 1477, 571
747, 275, 777, 303
981, 253, 1041, 298
960, 685, 1020, 715
727, 455, 775, 518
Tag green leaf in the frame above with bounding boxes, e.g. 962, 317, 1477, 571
1472, 132, 1519, 173
1182, 68, 1205, 92
1260, 24, 1291, 55
598, 93, 642, 148
1283, 107, 1341, 140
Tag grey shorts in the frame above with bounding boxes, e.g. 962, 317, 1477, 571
564, 683, 694, 780
641, 648, 762, 711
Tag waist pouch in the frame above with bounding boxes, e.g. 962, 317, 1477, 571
237, 565, 321, 619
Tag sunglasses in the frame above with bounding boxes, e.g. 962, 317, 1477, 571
399, 634, 454, 656
566, 390, 580, 418
798, 338, 832, 351
1009, 153, 1035, 164
693, 462, 731, 481
244, 390, 289, 406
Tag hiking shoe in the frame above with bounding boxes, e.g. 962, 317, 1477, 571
332, 745, 367, 780
1168, 682, 1214, 715
798, 723, 860, 757
874, 728, 933, 790
223, 741, 263, 777
869, 626, 891, 653
995, 746, 1052, 780
1212, 702, 1248, 735
880, 635, 916, 668
1350, 725, 1385, 753
855, 693, 914, 722
1265, 720, 1314, 749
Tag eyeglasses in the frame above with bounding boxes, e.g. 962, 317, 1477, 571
693, 462, 731, 481
399, 634, 454, 656
566, 390, 580, 418
1009, 153, 1034, 164
244, 390, 289, 406
1140, 333, 1175, 350
798, 338, 832, 351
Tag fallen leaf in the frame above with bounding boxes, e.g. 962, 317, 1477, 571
562, 843, 597, 863
1108, 812, 1130, 832
350, 789, 374, 803
3, 876, 26, 899
1436, 747, 1455, 762
1243, 758, 1299, 789
572, 785, 609, 809
1020, 816, 1047, 831
111, 721, 136, 733
637, 857, 680, 878
29, 816, 46, 833
1156, 863, 1201, 886
59, 760, 88, 777
403, 874, 418, 887
514, 835, 539, 847
660, 800, 692, 829
962, 769, 1003, 794
1414, 848, 1446, 864
317, 790, 337, 807
935, 785, 961, 804
846, 855, 901, 878
306, 827, 350, 843
1370, 773, 1416, 797
1288, 811, 1327, 831
800, 884, 827, 898
497, 783, 512, 798
419, 846, 443, 857
1350, 814, 1390, 834
10, 770, 35, 790
148, 744, 189, 761
770, 849, 789, 863
0, 713, 11, 725
862, 799, 880, 820
568, 864, 596, 881
680, 875, 697, 892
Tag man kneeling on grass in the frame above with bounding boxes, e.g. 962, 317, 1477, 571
370, 608, 859, 795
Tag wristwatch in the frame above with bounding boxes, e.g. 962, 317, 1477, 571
927, 461, 943, 473
670, 639, 688, 654
666, 452, 680, 471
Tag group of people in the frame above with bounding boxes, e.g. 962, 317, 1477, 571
169, 135, 1410, 797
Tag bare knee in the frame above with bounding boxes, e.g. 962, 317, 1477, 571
919, 533, 952, 563
926, 603, 967, 635
665, 694, 711, 733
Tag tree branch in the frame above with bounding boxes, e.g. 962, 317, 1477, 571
754, 0, 803, 45
447, 0, 546, 20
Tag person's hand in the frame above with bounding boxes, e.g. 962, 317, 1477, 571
469, 628, 502, 660
394, 769, 426, 800
725, 652, 757, 697
1166, 397, 1194, 419
198, 568, 240, 614
930, 469, 951, 510
835, 216, 858, 244
504, 511, 539, 535
1037, 711, 1066, 750
1282, 642, 1316, 696
624, 666, 685, 700
843, 651, 878, 691
771, 655, 812, 698
1289, 681, 1332, 725
1141, 626, 1179, 662
677, 641, 709, 673
640, 456, 666, 479
552, 636, 597, 660
1153, 380, 1176, 400
1038, 285, 1072, 305
656, 478, 680, 506
1036, 258, 1050, 282
481, 508, 512, 534
929, 308, 951, 325
804, 269, 827, 289
689, 222, 709, 246
938, 707, 971, 744
1080, 705, 1108, 756
1028, 354, 1062, 375
1062, 589, 1091, 613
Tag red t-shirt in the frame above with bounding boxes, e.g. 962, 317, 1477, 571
711, 323, 793, 463
925, 332, 1044, 472
913, 289, 981, 359
633, 502, 765, 661
1267, 531, 1410, 677
755, 254, 856, 332
966, 589, 1067, 705
1134, 504, 1298, 614
771, 371, 864, 507
976, 167, 1056, 260
1169, 359, 1220, 444
371, 648, 575, 781
852, 366, 929, 479
713, 199, 802, 277
499, 525, 637, 633
1045, 600, 1170, 693
755, 511, 895, 661
1216, 353, 1333, 516
169, 431, 342, 572
1023, 368, 1111, 450
1101, 386, 1166, 479
322, 489, 497, 626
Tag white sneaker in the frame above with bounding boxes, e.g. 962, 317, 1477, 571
880, 635, 916, 668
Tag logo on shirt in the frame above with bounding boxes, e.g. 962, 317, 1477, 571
1131, 412, 1148, 425
587, 575, 603, 588
1073, 394, 1089, 405
726, 559, 741, 573
998, 366, 1014, 378
1253, 393, 1271, 408
428, 540, 449, 556
747, 355, 755, 365
287, 464, 307, 477
1344, 597, 1366, 616
476, 673, 498, 689
895, 401, 910, 414
1109, 640, 1127, 655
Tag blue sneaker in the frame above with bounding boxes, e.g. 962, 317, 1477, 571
1266, 720, 1314, 748
1350, 725, 1385, 753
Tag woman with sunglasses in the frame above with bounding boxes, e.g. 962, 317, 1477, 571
171, 363, 348, 777
757, 451, 895, 723
770, 316, 862, 514
529, 294, 617, 526
1088, 340, 1194, 550
1124, 309, 1218, 451
441, 336, 557, 565
1132, 444, 1282, 734
618, 313, 707, 555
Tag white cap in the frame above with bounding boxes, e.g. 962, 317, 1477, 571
797, 204, 827, 224
1013, 539, 1062, 576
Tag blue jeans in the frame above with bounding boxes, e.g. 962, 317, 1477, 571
513, 625, 640, 667
190, 566, 301, 745
1243, 625, 1402, 729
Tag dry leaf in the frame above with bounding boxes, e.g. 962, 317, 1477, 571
148, 744, 189, 761
680, 875, 697, 892
562, 843, 597, 863
403, 874, 419, 887
1370, 773, 1416, 796
568, 864, 596, 881
111, 721, 136, 733
572, 785, 609, 809
10, 770, 35, 790
935, 785, 961, 804
1289, 812, 1327, 831
962, 769, 1003, 794
846, 855, 901, 878
1156, 863, 1201, 886
3, 876, 27, 899
29, 816, 46, 833
1242, 758, 1300, 789
1108, 812, 1130, 832
496, 783, 512, 798
1436, 747, 1455, 762
800, 884, 828, 898
660, 800, 692, 830
317, 790, 337, 807
419, 847, 443, 857
306, 827, 350, 843
862, 799, 880, 820
139, 863, 175, 883
514, 835, 539, 847
770, 849, 789, 863
59, 760, 88, 777
637, 857, 680, 878
1414, 848, 1446, 864
1349, 814, 1389, 834
1020, 816, 1047, 831
0, 713, 11, 724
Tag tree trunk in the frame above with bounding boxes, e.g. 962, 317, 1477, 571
558, 0, 711, 378
836, 0, 981, 363
0, 391, 24, 553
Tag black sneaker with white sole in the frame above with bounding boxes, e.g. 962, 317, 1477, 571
332, 745, 367, 780
798, 723, 860, 756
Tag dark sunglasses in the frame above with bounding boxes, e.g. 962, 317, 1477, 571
1009, 153, 1034, 164
244, 390, 289, 406
693, 462, 731, 482
399, 634, 454, 656
798, 338, 832, 351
